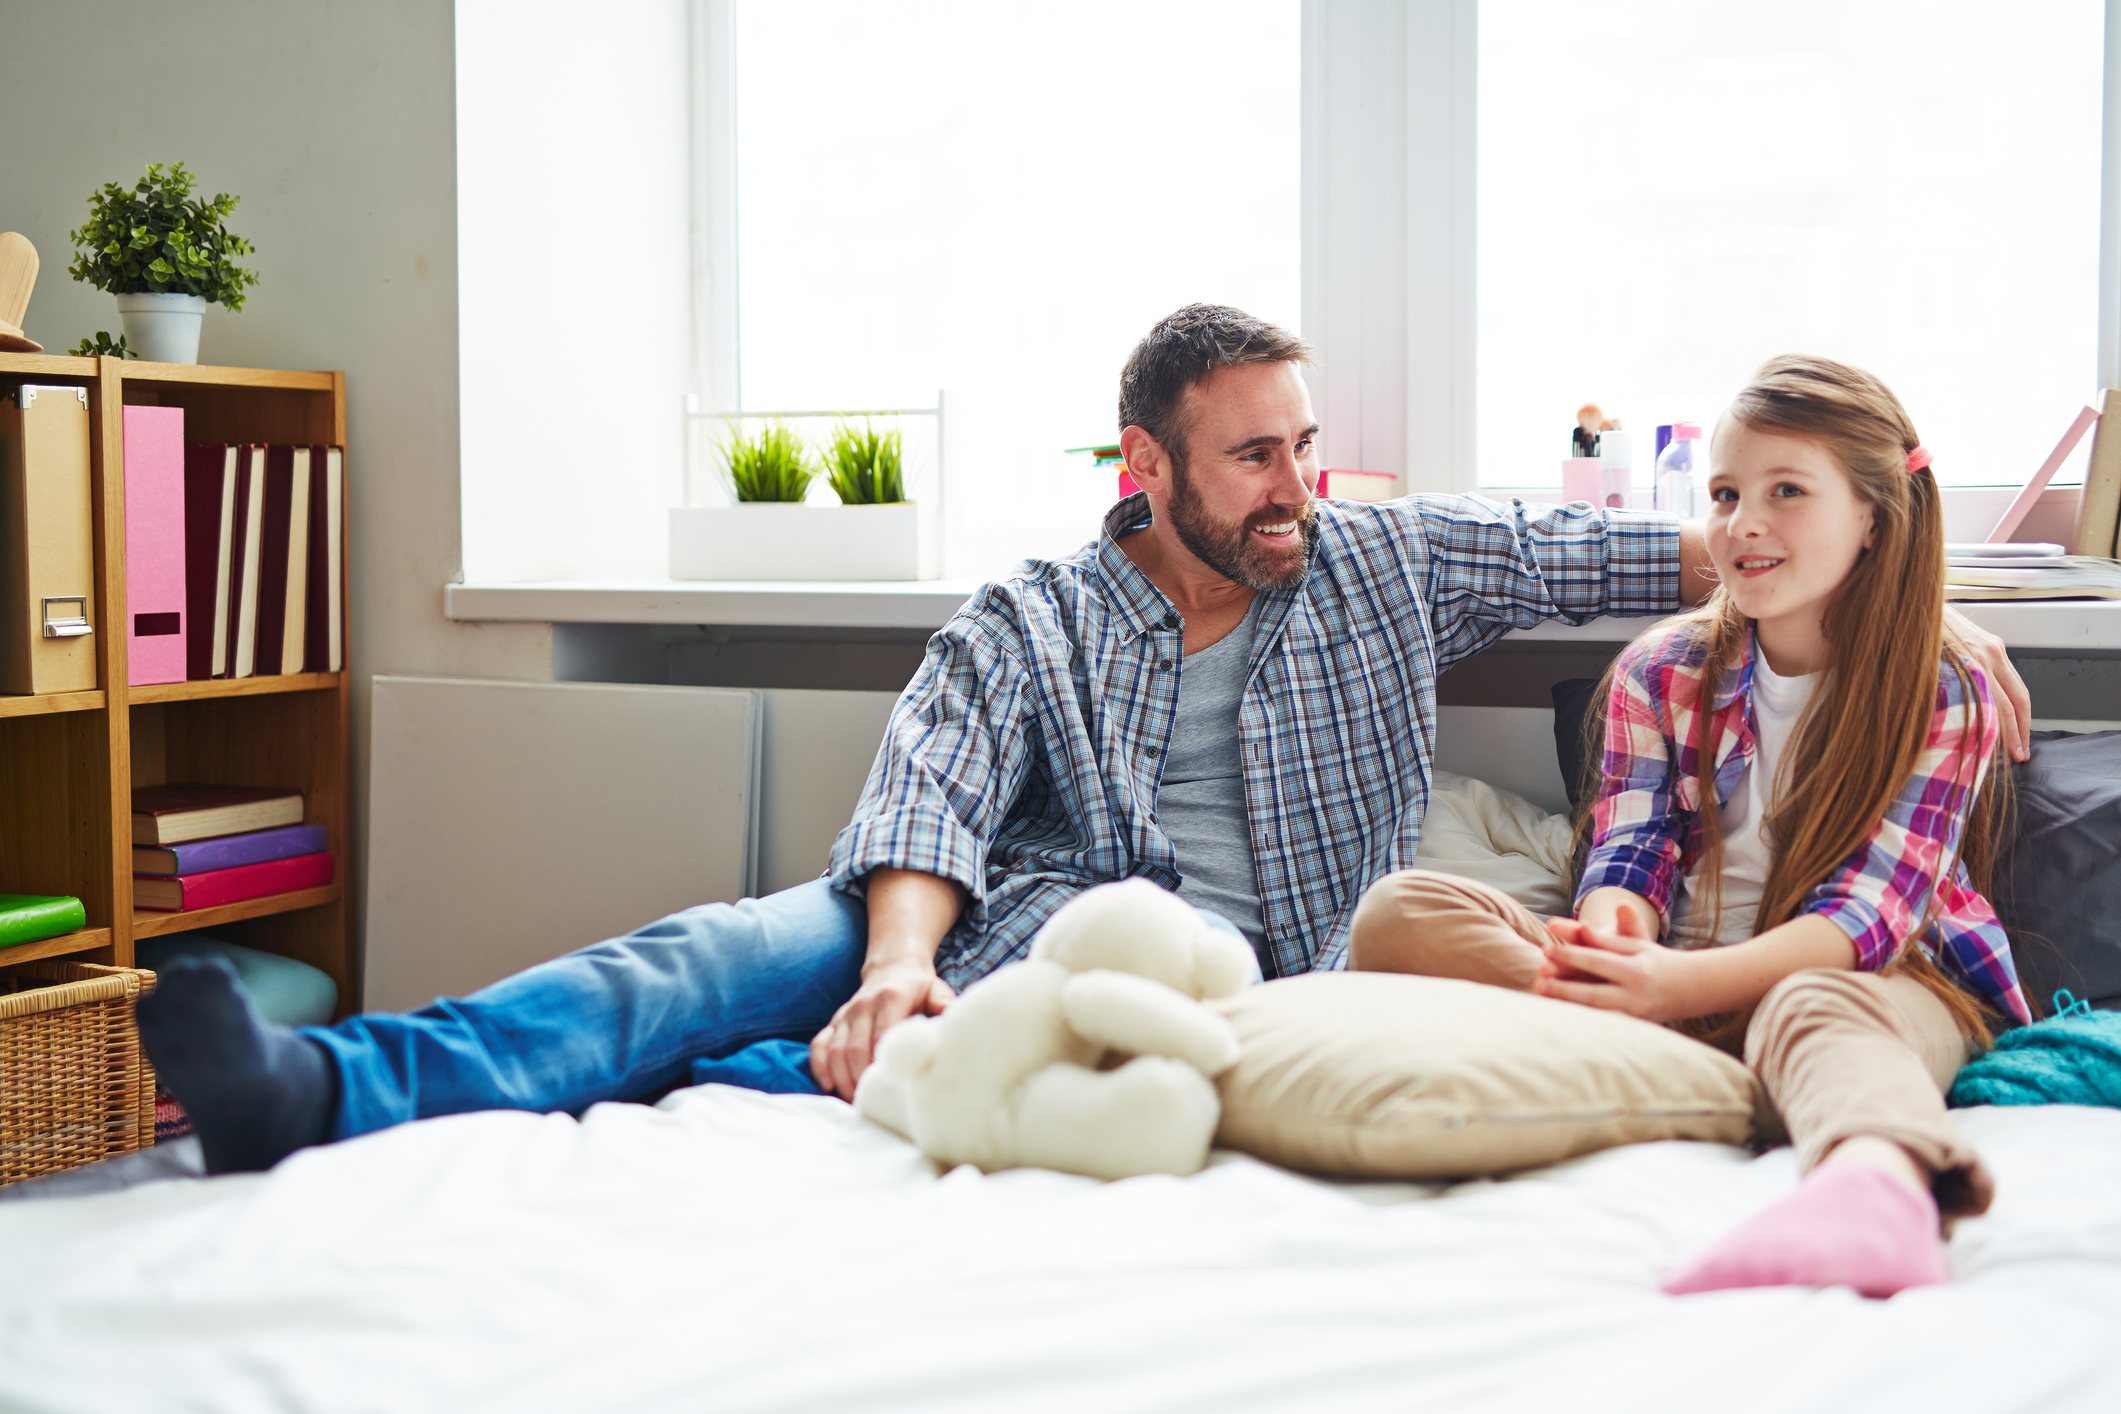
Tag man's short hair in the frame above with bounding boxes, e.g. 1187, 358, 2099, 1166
1117, 304, 1312, 463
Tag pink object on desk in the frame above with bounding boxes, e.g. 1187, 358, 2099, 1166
1988, 405, 2100, 542
122, 404, 187, 685
1319, 468, 1398, 502
1561, 457, 1602, 505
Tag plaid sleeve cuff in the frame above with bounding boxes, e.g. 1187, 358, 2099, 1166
1802, 896, 1897, 972
1575, 843, 1679, 924
1597, 509, 1682, 616
829, 807, 988, 909
1510, 503, 1680, 625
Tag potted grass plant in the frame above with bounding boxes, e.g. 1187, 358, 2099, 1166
67, 162, 258, 364
725, 421, 817, 504
670, 417, 932, 580
822, 420, 904, 506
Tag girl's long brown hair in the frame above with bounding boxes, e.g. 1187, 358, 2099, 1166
1573, 355, 2009, 1045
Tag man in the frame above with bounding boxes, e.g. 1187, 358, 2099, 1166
140, 305, 2027, 1173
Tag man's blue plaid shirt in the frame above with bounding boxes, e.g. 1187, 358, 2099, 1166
830, 492, 1679, 989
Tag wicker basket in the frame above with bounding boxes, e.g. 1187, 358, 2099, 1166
0, 962, 157, 1186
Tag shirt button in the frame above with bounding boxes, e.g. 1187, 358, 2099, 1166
1146, 747, 1162, 759
1158, 658, 1173, 669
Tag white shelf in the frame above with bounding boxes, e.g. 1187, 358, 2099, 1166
447, 579, 2121, 652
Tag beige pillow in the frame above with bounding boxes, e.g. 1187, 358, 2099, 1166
1212, 973, 1777, 1179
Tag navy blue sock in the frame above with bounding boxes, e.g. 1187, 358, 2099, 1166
135, 957, 337, 1175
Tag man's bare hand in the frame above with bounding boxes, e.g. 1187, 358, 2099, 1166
1944, 605, 2031, 762
809, 958, 955, 1101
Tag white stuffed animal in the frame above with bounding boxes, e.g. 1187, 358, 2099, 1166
854, 879, 1258, 1180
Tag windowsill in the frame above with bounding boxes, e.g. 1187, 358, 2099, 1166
446, 579, 2121, 651
445, 579, 992, 631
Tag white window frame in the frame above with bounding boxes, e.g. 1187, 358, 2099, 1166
687, 1, 2121, 535
1299, 0, 2121, 518
689, 0, 741, 421
1300, 0, 1477, 495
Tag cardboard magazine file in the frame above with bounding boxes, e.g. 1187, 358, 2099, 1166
2073, 388, 2121, 558
0, 384, 96, 695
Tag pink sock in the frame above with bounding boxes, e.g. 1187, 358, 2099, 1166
1663, 1162, 1948, 1299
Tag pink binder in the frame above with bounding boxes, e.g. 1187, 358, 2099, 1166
122, 405, 188, 685
1987, 404, 2100, 543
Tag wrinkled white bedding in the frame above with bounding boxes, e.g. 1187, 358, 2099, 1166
1, 1086, 2117, 1414
7, 775, 2114, 1412
1410, 770, 1579, 917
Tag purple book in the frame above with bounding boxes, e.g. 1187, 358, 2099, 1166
132, 823, 328, 878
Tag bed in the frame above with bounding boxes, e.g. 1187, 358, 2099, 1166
3, 774, 2119, 1413
2, 1086, 2119, 1412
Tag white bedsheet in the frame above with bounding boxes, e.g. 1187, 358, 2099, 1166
2, 1088, 2118, 1414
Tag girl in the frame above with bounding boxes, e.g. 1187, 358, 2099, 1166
1351, 355, 2029, 1299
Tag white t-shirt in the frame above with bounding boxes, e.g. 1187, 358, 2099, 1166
1665, 652, 1819, 950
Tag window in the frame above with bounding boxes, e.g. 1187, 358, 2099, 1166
729, 0, 1301, 575
1475, 0, 2106, 491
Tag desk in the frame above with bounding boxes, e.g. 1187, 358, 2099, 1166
448, 579, 2121, 646
446, 580, 2121, 876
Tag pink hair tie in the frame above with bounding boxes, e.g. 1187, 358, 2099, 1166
1905, 444, 1933, 475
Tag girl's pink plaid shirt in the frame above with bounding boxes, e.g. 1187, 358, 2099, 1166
1576, 622, 2031, 1025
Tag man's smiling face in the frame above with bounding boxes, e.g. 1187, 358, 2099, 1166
1162, 361, 1321, 590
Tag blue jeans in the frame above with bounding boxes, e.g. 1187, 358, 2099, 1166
304, 878, 866, 1139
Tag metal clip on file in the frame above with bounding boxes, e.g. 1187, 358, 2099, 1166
40, 596, 91, 639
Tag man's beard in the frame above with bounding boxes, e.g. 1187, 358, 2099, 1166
1166, 458, 1317, 590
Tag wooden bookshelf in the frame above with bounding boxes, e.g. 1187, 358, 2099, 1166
0, 690, 105, 719
0, 928, 115, 966
0, 354, 351, 1007
129, 672, 339, 705
131, 885, 344, 940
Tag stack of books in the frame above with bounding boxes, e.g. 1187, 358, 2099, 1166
0, 893, 88, 950
1945, 543, 2121, 602
131, 785, 334, 912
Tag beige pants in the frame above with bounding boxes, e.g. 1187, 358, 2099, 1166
1350, 870, 1994, 1216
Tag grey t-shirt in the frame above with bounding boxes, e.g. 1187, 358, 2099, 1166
1158, 597, 1269, 967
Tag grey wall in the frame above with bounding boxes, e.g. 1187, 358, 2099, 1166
0, 0, 554, 976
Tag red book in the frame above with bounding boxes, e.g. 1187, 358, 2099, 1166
252, 446, 298, 676
183, 443, 237, 680
133, 850, 334, 912
303, 446, 343, 672
132, 783, 305, 845
227, 445, 265, 678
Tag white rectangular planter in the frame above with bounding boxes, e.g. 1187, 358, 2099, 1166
668, 502, 929, 581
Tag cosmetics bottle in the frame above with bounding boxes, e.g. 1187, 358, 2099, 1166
1655, 422, 1703, 516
